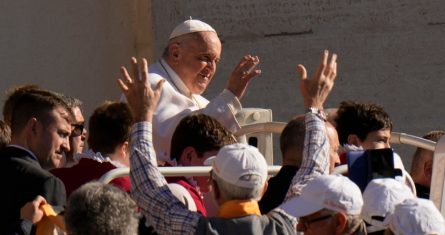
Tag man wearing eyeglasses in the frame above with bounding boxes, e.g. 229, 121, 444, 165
281, 174, 367, 235
58, 96, 86, 168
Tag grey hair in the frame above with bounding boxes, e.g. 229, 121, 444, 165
320, 209, 364, 235
211, 171, 263, 201
65, 182, 138, 235
61, 95, 82, 109
342, 214, 364, 235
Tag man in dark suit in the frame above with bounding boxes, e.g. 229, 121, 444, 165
0, 88, 72, 235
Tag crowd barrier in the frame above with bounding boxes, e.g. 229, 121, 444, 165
99, 121, 444, 216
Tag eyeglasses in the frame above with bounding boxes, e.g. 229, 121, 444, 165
71, 124, 84, 137
300, 214, 334, 228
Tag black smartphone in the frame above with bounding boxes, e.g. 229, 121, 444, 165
367, 148, 395, 180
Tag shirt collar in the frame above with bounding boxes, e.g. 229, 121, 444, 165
160, 59, 193, 98
218, 199, 261, 218
8, 144, 39, 162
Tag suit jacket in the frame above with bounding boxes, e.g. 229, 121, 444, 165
0, 146, 66, 235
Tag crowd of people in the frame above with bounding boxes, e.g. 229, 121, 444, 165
1, 18, 444, 235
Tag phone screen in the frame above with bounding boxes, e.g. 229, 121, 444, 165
367, 148, 394, 180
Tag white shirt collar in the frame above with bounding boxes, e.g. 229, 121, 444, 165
160, 59, 193, 98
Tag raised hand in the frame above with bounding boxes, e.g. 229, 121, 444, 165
118, 57, 164, 122
298, 50, 337, 109
226, 55, 261, 99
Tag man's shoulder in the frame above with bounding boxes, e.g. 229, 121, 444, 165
0, 147, 47, 177
196, 213, 295, 235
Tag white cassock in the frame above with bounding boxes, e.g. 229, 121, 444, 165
125, 59, 242, 163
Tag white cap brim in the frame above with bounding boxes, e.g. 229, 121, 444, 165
280, 196, 324, 218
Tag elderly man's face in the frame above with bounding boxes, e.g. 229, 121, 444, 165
175, 31, 222, 95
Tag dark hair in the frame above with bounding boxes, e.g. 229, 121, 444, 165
279, 115, 305, 165
0, 120, 11, 150
9, 90, 72, 134
65, 182, 138, 235
87, 102, 132, 155
335, 101, 392, 145
170, 113, 236, 162
3, 84, 43, 125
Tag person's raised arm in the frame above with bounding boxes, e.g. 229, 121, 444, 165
118, 58, 201, 235
284, 50, 338, 200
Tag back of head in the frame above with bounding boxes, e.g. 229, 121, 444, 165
410, 130, 445, 177
3, 84, 41, 125
65, 182, 138, 235
281, 174, 363, 217
361, 178, 415, 231
10, 90, 72, 135
388, 198, 445, 235
87, 101, 133, 155
210, 143, 268, 201
170, 113, 236, 163
279, 115, 305, 166
335, 101, 392, 145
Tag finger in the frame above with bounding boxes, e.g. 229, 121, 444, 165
120, 67, 132, 84
242, 69, 261, 83
131, 57, 140, 81
315, 50, 329, 78
117, 79, 129, 92
325, 53, 337, 77
240, 57, 260, 76
297, 64, 307, 81
35, 195, 47, 204
234, 55, 251, 73
141, 58, 149, 85
331, 62, 338, 80
155, 79, 165, 92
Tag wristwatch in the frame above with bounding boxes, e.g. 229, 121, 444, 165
306, 107, 327, 121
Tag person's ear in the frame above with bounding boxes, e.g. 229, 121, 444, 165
424, 159, 433, 182
347, 134, 360, 147
169, 43, 181, 64
26, 118, 39, 136
261, 181, 269, 198
179, 147, 196, 166
211, 178, 221, 202
120, 141, 129, 157
334, 212, 347, 235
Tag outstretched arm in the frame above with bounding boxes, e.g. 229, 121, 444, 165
285, 50, 338, 200
118, 58, 201, 235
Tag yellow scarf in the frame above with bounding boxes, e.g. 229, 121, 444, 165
36, 204, 66, 235
218, 199, 261, 219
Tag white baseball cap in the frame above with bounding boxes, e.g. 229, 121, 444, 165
207, 143, 268, 189
389, 198, 445, 235
361, 178, 415, 232
169, 18, 216, 40
280, 174, 363, 217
